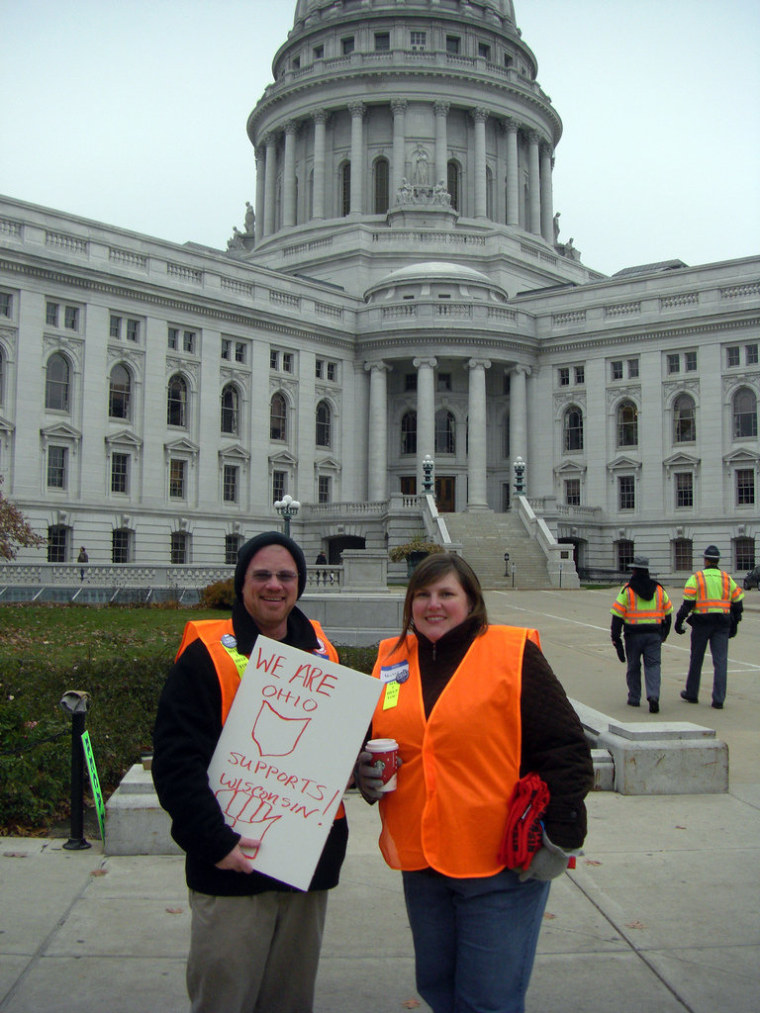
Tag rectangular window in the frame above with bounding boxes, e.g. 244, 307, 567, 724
564, 478, 581, 506
446, 35, 460, 55
235, 342, 246, 363
727, 346, 740, 367
617, 540, 634, 571
618, 475, 635, 510
169, 459, 186, 499
110, 315, 122, 339
342, 36, 354, 55
112, 529, 130, 564
674, 539, 693, 571
64, 306, 79, 330
667, 353, 680, 374
111, 452, 130, 494
558, 367, 570, 387
46, 302, 59, 326
221, 339, 231, 360
684, 350, 697, 372
313, 45, 324, 59
183, 330, 196, 353
478, 42, 491, 60
410, 31, 426, 48
272, 470, 286, 504
170, 531, 188, 565
675, 472, 693, 508
168, 327, 179, 350
611, 360, 623, 381
737, 468, 755, 505
574, 365, 585, 385
438, 373, 452, 392
746, 343, 759, 365
225, 534, 242, 566
315, 359, 324, 379
405, 373, 417, 392
270, 349, 279, 370
126, 318, 140, 342
47, 525, 67, 563
0, 292, 12, 318
282, 352, 294, 373
223, 464, 238, 503
327, 362, 337, 382
735, 536, 756, 570
47, 446, 67, 489
318, 475, 331, 504
374, 32, 390, 51
627, 358, 639, 379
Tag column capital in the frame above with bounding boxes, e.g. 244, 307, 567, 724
540, 140, 554, 158
364, 360, 393, 374
391, 98, 408, 116
349, 101, 366, 119
255, 147, 265, 163
527, 130, 541, 145
472, 107, 490, 123
511, 364, 532, 378
413, 357, 438, 370
434, 100, 450, 117
263, 131, 278, 148
465, 358, 492, 371
284, 119, 298, 136
504, 117, 520, 135
312, 108, 328, 124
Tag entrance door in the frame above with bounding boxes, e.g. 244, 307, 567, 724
436, 476, 456, 512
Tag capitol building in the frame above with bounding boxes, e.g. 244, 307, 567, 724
1, 0, 758, 589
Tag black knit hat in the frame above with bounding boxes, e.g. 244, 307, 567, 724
234, 531, 307, 600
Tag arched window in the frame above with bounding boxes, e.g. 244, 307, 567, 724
374, 157, 389, 214
316, 400, 331, 447
401, 411, 417, 455
617, 400, 638, 447
447, 160, 460, 211
673, 393, 696, 443
435, 409, 455, 454
733, 387, 758, 438
221, 383, 239, 435
167, 374, 187, 427
108, 363, 131, 420
270, 392, 287, 440
45, 352, 70, 411
340, 162, 351, 216
563, 405, 583, 452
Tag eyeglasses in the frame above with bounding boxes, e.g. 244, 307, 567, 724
248, 570, 299, 584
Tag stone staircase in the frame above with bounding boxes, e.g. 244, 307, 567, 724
442, 511, 551, 589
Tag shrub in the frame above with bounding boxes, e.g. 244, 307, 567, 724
200, 578, 235, 610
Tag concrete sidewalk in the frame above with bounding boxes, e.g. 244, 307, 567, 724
2, 589, 758, 1012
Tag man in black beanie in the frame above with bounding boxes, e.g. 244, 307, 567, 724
153, 532, 344, 1013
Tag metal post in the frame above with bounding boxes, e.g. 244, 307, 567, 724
59, 691, 92, 851
274, 494, 300, 538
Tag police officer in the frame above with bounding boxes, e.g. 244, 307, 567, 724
675, 545, 744, 709
610, 555, 672, 713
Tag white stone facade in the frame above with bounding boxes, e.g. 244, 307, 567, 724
0, 0, 758, 582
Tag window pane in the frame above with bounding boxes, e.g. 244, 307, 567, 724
45, 353, 70, 411
111, 452, 129, 493
270, 393, 287, 440
223, 464, 238, 503
109, 364, 131, 419
401, 411, 417, 454
169, 459, 186, 498
563, 407, 583, 451
167, 375, 187, 427
221, 385, 239, 434
47, 446, 67, 488
112, 529, 130, 563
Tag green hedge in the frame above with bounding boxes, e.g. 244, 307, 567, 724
0, 644, 377, 835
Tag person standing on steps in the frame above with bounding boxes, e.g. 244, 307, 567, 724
674, 545, 744, 709
610, 555, 672, 713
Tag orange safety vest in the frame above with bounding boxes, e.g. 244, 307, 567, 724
176, 618, 345, 819
684, 569, 742, 614
611, 585, 672, 625
371, 625, 540, 879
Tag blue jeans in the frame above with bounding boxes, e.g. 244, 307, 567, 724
402, 867, 550, 1013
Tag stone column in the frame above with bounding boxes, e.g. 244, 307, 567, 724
365, 362, 391, 501
473, 108, 489, 219
414, 357, 437, 491
527, 132, 541, 235
434, 101, 450, 185
349, 101, 366, 215
254, 147, 265, 244
466, 358, 491, 509
540, 143, 554, 243
263, 132, 277, 238
312, 110, 327, 219
391, 99, 407, 197
282, 121, 297, 229
505, 119, 519, 226
510, 365, 530, 478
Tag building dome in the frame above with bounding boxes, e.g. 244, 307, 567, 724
293, 1, 516, 27
364, 260, 508, 302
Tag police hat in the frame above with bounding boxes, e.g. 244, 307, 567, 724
703, 545, 720, 561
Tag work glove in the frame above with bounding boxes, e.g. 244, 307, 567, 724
612, 638, 626, 663
518, 830, 580, 882
353, 751, 402, 803
674, 620, 685, 635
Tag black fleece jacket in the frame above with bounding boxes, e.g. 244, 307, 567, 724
415, 618, 594, 850
152, 599, 347, 896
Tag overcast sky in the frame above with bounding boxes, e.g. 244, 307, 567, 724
2, 0, 758, 276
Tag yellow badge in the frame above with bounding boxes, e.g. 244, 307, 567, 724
382, 680, 401, 710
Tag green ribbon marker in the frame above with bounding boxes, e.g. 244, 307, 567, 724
81, 731, 106, 842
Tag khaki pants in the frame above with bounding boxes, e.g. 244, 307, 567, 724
187, 889, 328, 1013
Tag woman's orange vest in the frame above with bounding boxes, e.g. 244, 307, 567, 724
371, 624, 540, 878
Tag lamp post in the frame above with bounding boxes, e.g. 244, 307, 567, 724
513, 456, 526, 496
274, 494, 300, 538
422, 454, 435, 496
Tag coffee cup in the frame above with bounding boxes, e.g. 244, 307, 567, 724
365, 738, 399, 792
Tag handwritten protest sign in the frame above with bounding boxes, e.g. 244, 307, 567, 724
207, 635, 382, 889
